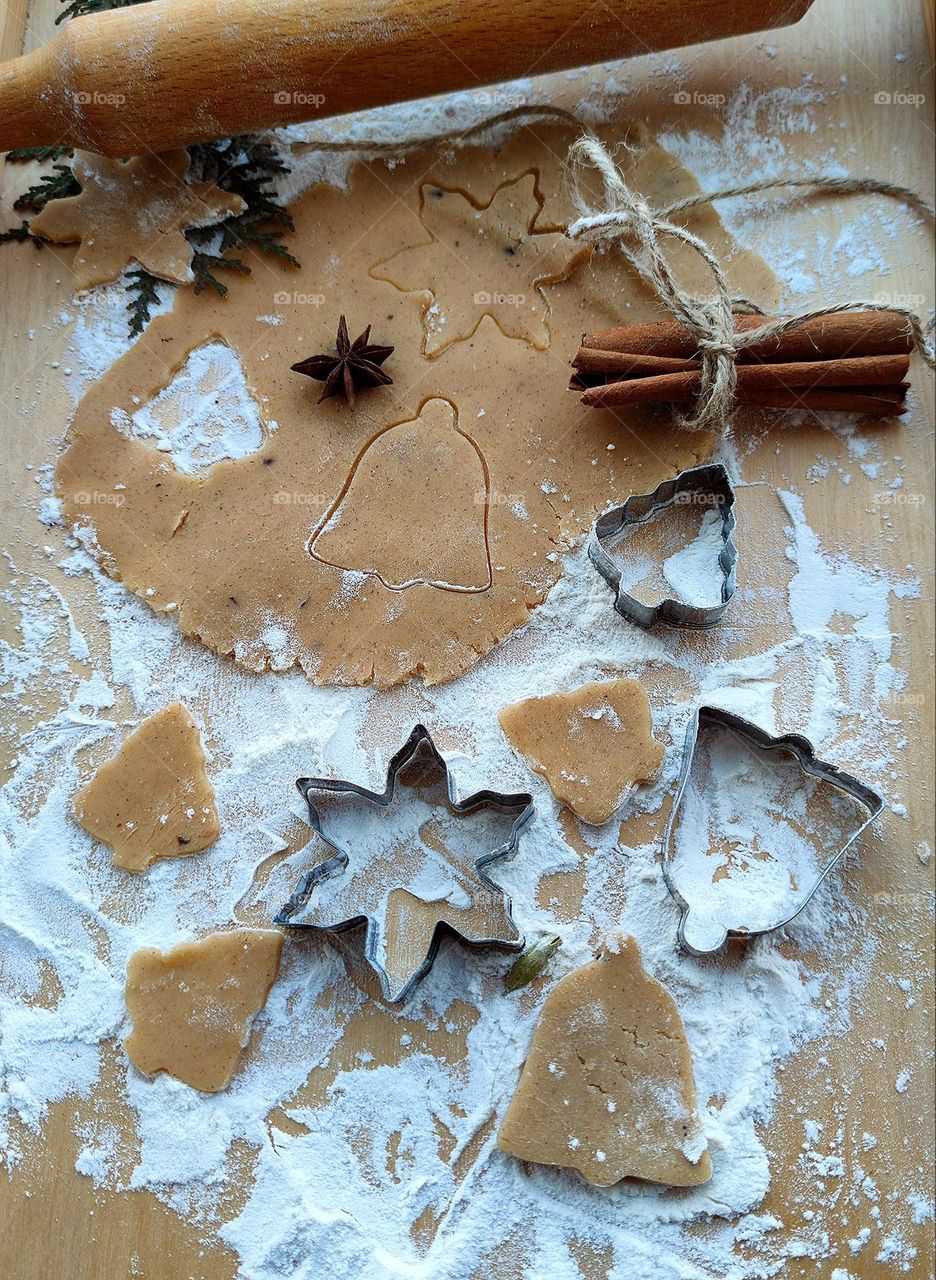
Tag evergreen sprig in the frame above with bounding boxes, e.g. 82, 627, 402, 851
56, 0, 148, 24
126, 268, 162, 337
186, 135, 299, 270
13, 163, 81, 212
191, 252, 251, 298
217, 219, 301, 269
1, 0, 301, 336
188, 136, 292, 194
0, 220, 45, 247
7, 145, 72, 163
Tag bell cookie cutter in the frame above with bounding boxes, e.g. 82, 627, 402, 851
661, 705, 885, 956
589, 463, 738, 630
274, 724, 534, 1003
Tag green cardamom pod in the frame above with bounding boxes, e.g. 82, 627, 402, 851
506, 933, 562, 992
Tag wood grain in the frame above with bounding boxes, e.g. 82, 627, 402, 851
0, 0, 814, 154
0, 1, 933, 1278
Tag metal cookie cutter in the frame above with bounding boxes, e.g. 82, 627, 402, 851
274, 724, 534, 1003
662, 706, 884, 955
589, 463, 738, 629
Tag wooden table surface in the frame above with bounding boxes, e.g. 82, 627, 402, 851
0, 1, 933, 1278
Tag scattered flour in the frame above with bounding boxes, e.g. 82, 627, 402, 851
661, 507, 729, 608
1, 66, 932, 1280
111, 340, 265, 474
1, 479, 927, 1278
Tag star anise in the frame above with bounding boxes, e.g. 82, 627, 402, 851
291, 315, 394, 407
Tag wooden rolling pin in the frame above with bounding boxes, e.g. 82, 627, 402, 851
0, 0, 815, 156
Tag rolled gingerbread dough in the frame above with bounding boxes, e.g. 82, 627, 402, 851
55, 122, 775, 686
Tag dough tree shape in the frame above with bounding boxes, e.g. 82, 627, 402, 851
73, 701, 220, 873
499, 678, 664, 824
31, 150, 246, 289
275, 725, 533, 1002
124, 930, 283, 1092
372, 174, 589, 355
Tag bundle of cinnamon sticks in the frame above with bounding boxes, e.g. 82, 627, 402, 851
570, 311, 913, 415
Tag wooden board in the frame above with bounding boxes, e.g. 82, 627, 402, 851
0, 1, 932, 1278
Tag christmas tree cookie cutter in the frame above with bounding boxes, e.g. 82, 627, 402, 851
274, 724, 534, 1003
589, 463, 738, 630
661, 705, 885, 956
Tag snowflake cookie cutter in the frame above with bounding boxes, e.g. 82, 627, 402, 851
274, 724, 534, 1003
589, 463, 738, 630
661, 706, 885, 956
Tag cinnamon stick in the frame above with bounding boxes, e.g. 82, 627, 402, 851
737, 386, 907, 414
572, 345, 909, 379
572, 311, 917, 418
583, 381, 907, 415
573, 349, 701, 376
590, 384, 906, 414
579, 311, 915, 363
579, 354, 910, 409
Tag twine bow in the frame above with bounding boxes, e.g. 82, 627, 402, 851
565, 135, 935, 433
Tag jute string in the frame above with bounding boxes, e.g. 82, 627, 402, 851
565, 134, 935, 432
293, 107, 934, 433
290, 103, 583, 153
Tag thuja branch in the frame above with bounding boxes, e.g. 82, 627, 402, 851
1, 0, 302, 337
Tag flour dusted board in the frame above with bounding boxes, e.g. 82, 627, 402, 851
0, 3, 933, 1280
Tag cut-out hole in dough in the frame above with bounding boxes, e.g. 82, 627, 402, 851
309, 398, 492, 592
371, 174, 588, 356
111, 340, 266, 475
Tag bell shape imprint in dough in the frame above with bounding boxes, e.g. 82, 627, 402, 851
124, 930, 283, 1092
73, 701, 220, 872
309, 398, 492, 592
497, 934, 712, 1187
30, 150, 246, 289
498, 679, 664, 825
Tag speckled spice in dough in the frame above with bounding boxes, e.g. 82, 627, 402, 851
73, 700, 220, 872
55, 123, 775, 687
372, 173, 588, 354
498, 678, 664, 824
31, 150, 245, 290
497, 933, 712, 1187
124, 929, 284, 1093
